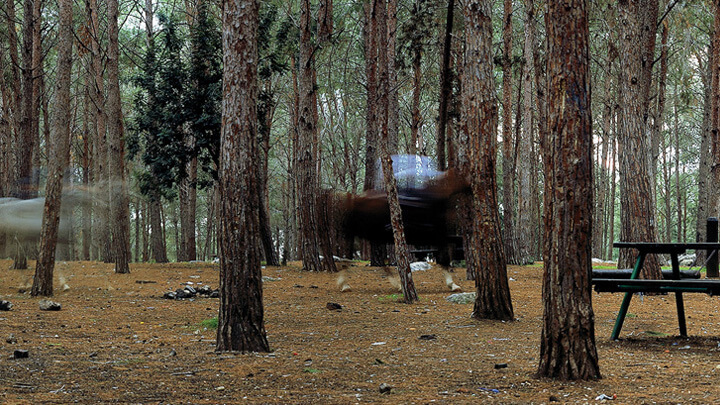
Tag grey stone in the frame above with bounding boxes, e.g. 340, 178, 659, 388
445, 292, 476, 304
39, 299, 61, 311
0, 300, 12, 311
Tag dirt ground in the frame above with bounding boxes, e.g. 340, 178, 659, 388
1, 259, 720, 404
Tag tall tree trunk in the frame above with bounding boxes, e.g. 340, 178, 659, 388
89, 0, 111, 263
536, 0, 600, 380
595, 4, 616, 259
297, 0, 323, 271
217, 0, 269, 353
32, 0, 72, 296
662, 134, 672, 241
518, 0, 537, 265
363, 0, 385, 266
376, 0, 417, 303
674, 91, 682, 241
696, 47, 712, 254
617, 0, 662, 278
463, 0, 513, 321
436, 0, 455, 171
179, 152, 197, 261
81, 83, 93, 261
387, 0, 399, 153
107, 0, 131, 274
11, 0, 40, 269
259, 84, 279, 266
606, 127, 618, 260
16, 0, 36, 200
149, 194, 168, 262
710, 1, 720, 222
501, 0, 520, 265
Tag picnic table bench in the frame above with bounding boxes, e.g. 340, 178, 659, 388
592, 242, 720, 340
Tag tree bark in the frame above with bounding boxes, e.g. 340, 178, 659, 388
217, 0, 269, 353
617, 0, 662, 277
710, 1, 720, 222
463, 0, 513, 321
32, 0, 73, 296
297, 0, 324, 272
536, 0, 600, 380
89, 0, 111, 263
696, 46, 712, 255
436, 0, 455, 171
501, 0, 520, 266
376, 0, 417, 303
517, 0, 537, 265
107, 0, 131, 274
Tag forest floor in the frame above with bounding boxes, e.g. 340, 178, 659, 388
1, 258, 720, 404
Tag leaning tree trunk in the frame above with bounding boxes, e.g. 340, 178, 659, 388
216, 0, 270, 353
463, 0, 513, 321
376, 0, 417, 303
536, 0, 600, 380
32, 0, 73, 297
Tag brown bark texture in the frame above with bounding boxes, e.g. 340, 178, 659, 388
501, 0, 519, 266
296, 0, 324, 271
107, 0, 131, 274
711, 1, 720, 221
516, 0, 537, 265
617, 0, 662, 277
376, 0, 417, 303
32, 0, 73, 297
436, 0, 455, 171
536, 0, 600, 380
463, 0, 513, 320
216, 0, 270, 353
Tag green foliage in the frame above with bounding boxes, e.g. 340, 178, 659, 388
187, 0, 223, 186
200, 317, 218, 330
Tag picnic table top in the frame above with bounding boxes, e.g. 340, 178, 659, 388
613, 242, 720, 253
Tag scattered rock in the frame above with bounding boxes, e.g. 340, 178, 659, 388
445, 292, 476, 304
379, 383, 392, 394
13, 349, 29, 359
419, 334, 437, 340
6, 334, 17, 344
196, 285, 213, 296
39, 299, 62, 311
175, 289, 194, 299
549, 395, 560, 402
163, 284, 220, 300
0, 300, 13, 311
326, 302, 342, 311
262, 276, 282, 282
494, 363, 508, 369
134, 280, 157, 284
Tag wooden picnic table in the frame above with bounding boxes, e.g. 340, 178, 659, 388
593, 242, 720, 340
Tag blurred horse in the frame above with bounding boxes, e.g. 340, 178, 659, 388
0, 192, 85, 257
336, 168, 470, 292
